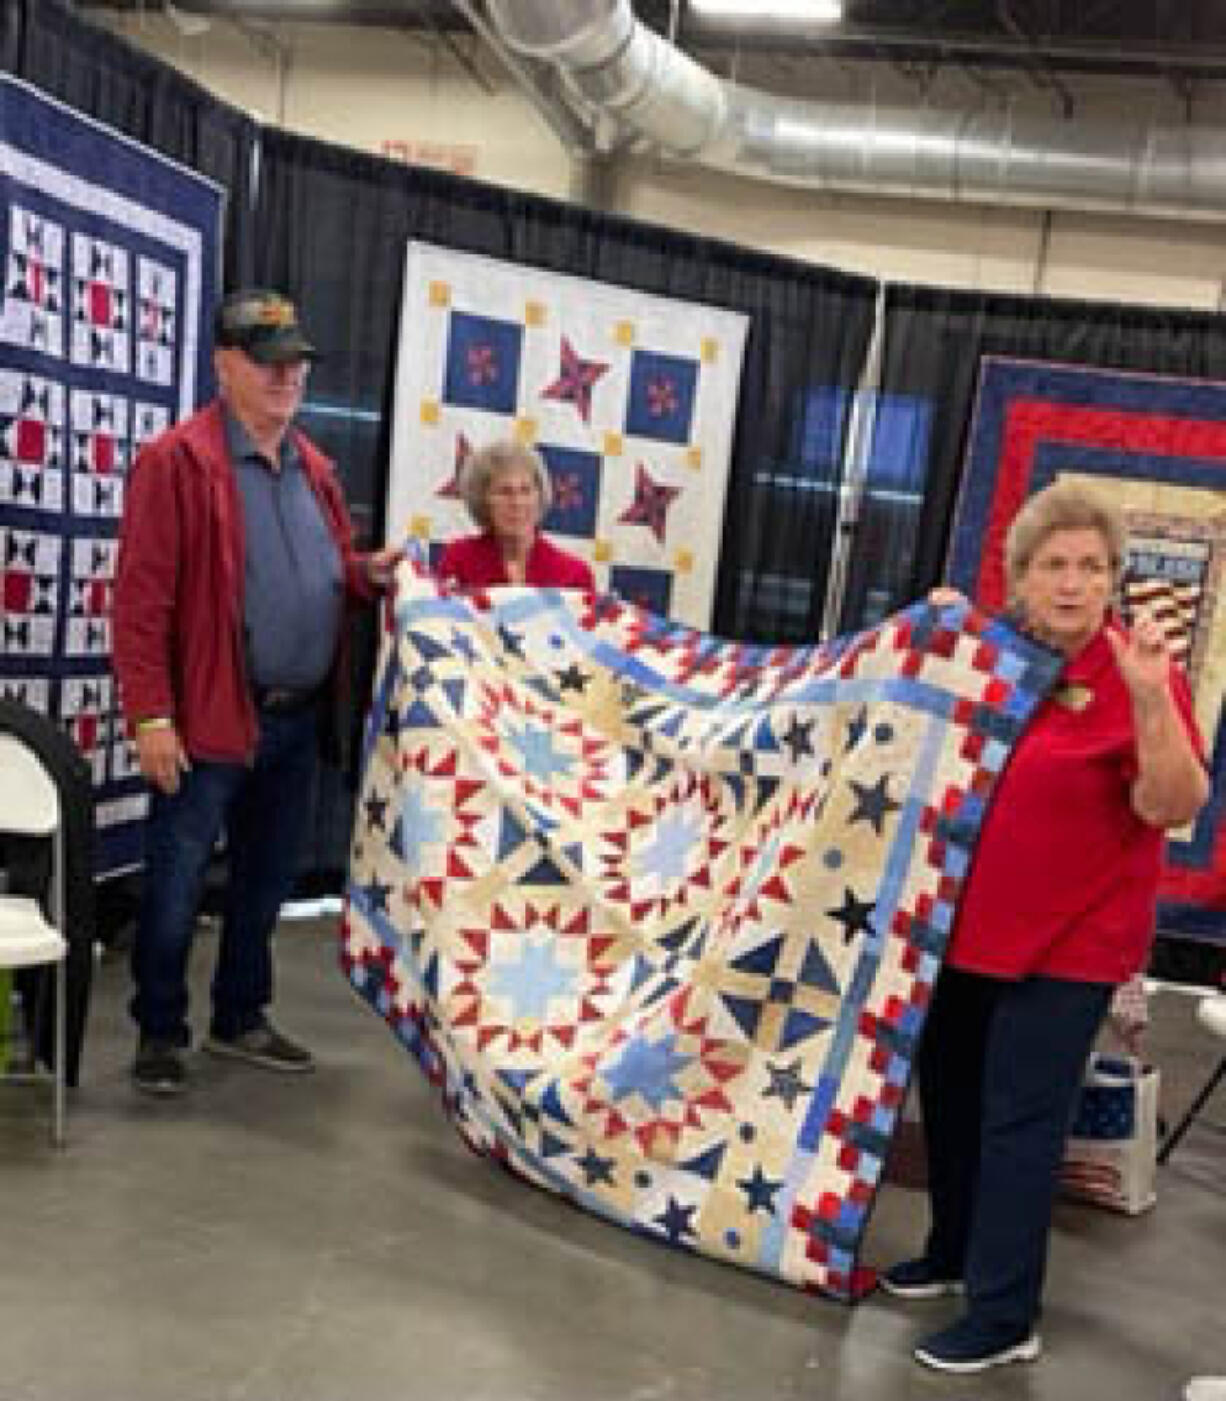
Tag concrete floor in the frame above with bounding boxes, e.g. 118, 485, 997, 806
2, 917, 1222, 1401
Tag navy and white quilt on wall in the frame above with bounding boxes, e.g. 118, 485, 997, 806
0, 75, 222, 875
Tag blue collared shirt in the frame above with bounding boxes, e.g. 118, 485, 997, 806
226, 413, 343, 690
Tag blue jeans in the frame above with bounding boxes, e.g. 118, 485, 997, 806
130, 706, 320, 1043
917, 967, 1112, 1335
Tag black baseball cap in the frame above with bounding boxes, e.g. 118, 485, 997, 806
213, 288, 318, 365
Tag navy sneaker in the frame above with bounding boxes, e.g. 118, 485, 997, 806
204, 1019, 314, 1074
880, 1257, 964, 1300
913, 1317, 1041, 1373
132, 1036, 187, 1096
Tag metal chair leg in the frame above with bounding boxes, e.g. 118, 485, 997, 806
53, 955, 65, 1149
51, 836, 66, 1149
1157, 1057, 1226, 1165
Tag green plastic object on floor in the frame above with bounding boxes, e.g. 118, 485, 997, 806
0, 968, 11, 1072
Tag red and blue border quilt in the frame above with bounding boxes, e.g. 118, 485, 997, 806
948, 356, 1226, 944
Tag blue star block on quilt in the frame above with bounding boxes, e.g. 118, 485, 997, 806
442, 309, 523, 415
609, 564, 672, 616
624, 348, 699, 445
538, 442, 602, 539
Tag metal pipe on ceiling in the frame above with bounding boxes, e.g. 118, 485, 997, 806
484, 0, 1226, 222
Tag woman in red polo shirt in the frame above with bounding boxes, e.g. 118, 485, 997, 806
436, 439, 595, 591
882, 480, 1209, 1375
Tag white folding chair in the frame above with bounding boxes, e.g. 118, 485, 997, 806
0, 731, 68, 1147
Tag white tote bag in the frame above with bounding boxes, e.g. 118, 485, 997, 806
1060, 1053, 1160, 1215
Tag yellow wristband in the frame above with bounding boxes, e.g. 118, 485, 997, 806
136, 717, 173, 734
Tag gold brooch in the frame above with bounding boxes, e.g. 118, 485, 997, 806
1052, 683, 1093, 711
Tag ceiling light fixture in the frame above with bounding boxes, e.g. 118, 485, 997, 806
689, 0, 843, 21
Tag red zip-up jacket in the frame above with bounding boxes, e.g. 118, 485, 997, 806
112, 399, 375, 763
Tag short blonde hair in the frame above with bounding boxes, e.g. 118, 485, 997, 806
1004, 479, 1128, 603
458, 440, 552, 531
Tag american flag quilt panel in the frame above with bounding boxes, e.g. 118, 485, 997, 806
385, 241, 748, 629
0, 76, 221, 875
341, 562, 1060, 1299
947, 356, 1226, 945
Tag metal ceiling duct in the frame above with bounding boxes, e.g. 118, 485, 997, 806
484, 0, 1226, 222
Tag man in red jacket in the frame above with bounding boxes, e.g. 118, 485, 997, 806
113, 288, 398, 1096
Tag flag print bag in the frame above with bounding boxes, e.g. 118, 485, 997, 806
1060, 1053, 1159, 1215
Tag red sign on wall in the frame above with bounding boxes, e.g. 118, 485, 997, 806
379, 139, 478, 177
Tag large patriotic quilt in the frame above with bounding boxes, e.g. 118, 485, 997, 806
0, 76, 221, 875
341, 562, 1060, 1298
385, 241, 748, 628
947, 357, 1226, 946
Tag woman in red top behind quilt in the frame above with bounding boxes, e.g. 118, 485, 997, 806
883, 480, 1208, 1375
435, 439, 595, 591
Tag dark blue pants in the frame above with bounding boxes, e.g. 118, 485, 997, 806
130, 706, 319, 1043
917, 967, 1112, 1335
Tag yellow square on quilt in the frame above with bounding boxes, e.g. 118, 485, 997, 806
603, 431, 624, 458
428, 281, 451, 308
420, 400, 440, 426
514, 416, 537, 444
701, 337, 719, 363
615, 321, 635, 347
593, 539, 612, 563
524, 300, 546, 327
686, 446, 703, 470
673, 549, 694, 574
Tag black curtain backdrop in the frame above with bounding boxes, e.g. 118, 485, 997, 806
840, 285, 1226, 631
2, 0, 259, 292
5, 4, 1224, 975
249, 129, 877, 877
250, 128, 879, 643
